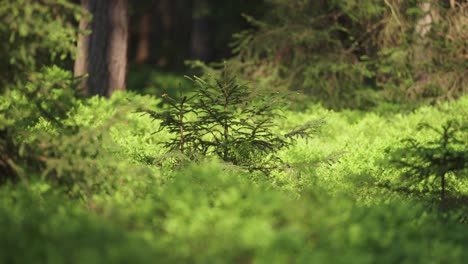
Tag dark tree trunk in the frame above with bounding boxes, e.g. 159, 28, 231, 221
191, 0, 212, 61
135, 12, 151, 64
74, 0, 128, 97
155, 0, 172, 67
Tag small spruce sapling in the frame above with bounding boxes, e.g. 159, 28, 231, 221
191, 74, 280, 171
388, 119, 467, 206
141, 66, 322, 174
139, 87, 199, 156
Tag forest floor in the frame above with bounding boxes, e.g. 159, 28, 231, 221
1, 92, 467, 263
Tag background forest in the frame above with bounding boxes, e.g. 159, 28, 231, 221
0, 0, 467, 263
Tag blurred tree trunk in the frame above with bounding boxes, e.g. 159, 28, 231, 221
74, 0, 128, 97
415, 1, 433, 39
413, 1, 434, 77
191, 0, 212, 61
135, 12, 151, 64
74, 0, 90, 93
155, 0, 172, 67
408, 1, 440, 100
413, 0, 433, 74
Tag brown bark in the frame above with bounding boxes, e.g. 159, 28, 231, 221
74, 0, 90, 93
74, 0, 128, 97
107, 0, 128, 95
135, 13, 151, 64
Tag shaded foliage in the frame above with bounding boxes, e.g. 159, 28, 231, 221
193, 0, 467, 109
0, 67, 80, 183
387, 119, 467, 205
0, 0, 83, 182
0, 0, 84, 90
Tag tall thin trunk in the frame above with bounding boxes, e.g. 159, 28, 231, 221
135, 13, 151, 64
412, 1, 434, 86
415, 2, 433, 38
107, 0, 128, 95
74, 0, 90, 93
191, 0, 211, 61
155, 0, 172, 67
413, 1, 433, 63
74, 0, 128, 97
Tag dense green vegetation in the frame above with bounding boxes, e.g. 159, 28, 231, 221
139, 67, 322, 174
1, 0, 467, 263
0, 91, 467, 263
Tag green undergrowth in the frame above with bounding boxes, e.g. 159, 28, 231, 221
1, 92, 467, 263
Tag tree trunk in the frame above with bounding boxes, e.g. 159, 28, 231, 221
74, 0, 128, 97
191, 0, 212, 61
155, 0, 172, 67
135, 12, 151, 64
415, 1, 433, 38
411, 0, 434, 92
74, 0, 90, 93
413, 1, 433, 64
